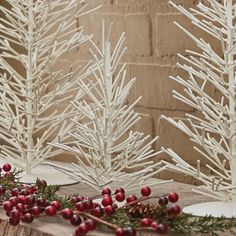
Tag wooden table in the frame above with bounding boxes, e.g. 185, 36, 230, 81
0, 181, 235, 236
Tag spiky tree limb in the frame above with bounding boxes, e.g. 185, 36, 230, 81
162, 0, 236, 201
0, 0, 97, 173
50, 23, 169, 192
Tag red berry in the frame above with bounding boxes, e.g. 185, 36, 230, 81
140, 218, 152, 227
62, 208, 73, 220
3, 201, 13, 211
10, 209, 21, 219
169, 204, 181, 216
115, 192, 125, 202
85, 219, 96, 231
45, 206, 57, 216
30, 206, 41, 216
168, 192, 179, 203
141, 186, 151, 196
125, 227, 136, 236
70, 214, 82, 226
0, 185, 6, 195
36, 198, 47, 207
9, 196, 18, 206
104, 205, 114, 216
16, 203, 25, 211
9, 217, 20, 226
18, 195, 26, 204
102, 195, 113, 206
82, 199, 93, 210
101, 187, 111, 195
75, 222, 89, 235
115, 188, 125, 194
150, 221, 159, 229
156, 223, 168, 235
116, 228, 125, 236
25, 196, 35, 207
159, 196, 168, 206
11, 188, 19, 196
3, 163, 11, 172
91, 206, 103, 217
76, 201, 85, 211
126, 195, 137, 204
21, 213, 34, 223
71, 196, 78, 203
51, 200, 61, 210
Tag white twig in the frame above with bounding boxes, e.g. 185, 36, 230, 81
163, 0, 236, 201
0, 0, 94, 173
50, 24, 167, 191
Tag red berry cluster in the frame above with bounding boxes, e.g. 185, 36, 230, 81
0, 165, 181, 236
92, 186, 180, 236
69, 196, 98, 235
140, 218, 168, 235
3, 183, 42, 225
136, 191, 181, 235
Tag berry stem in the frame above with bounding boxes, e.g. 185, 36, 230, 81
120, 194, 167, 209
82, 212, 119, 230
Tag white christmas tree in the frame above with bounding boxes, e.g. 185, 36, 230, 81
161, 0, 236, 217
49, 23, 169, 192
0, 0, 97, 183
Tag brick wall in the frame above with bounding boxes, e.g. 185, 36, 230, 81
55, 0, 209, 183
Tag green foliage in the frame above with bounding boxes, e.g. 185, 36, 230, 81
168, 214, 236, 236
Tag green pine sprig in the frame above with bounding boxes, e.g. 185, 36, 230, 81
35, 179, 74, 209
0, 168, 23, 201
103, 207, 236, 236
168, 214, 236, 236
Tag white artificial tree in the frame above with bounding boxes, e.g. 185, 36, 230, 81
161, 0, 236, 217
50, 23, 169, 192
0, 0, 97, 184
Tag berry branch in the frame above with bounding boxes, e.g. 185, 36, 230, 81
0, 163, 236, 236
